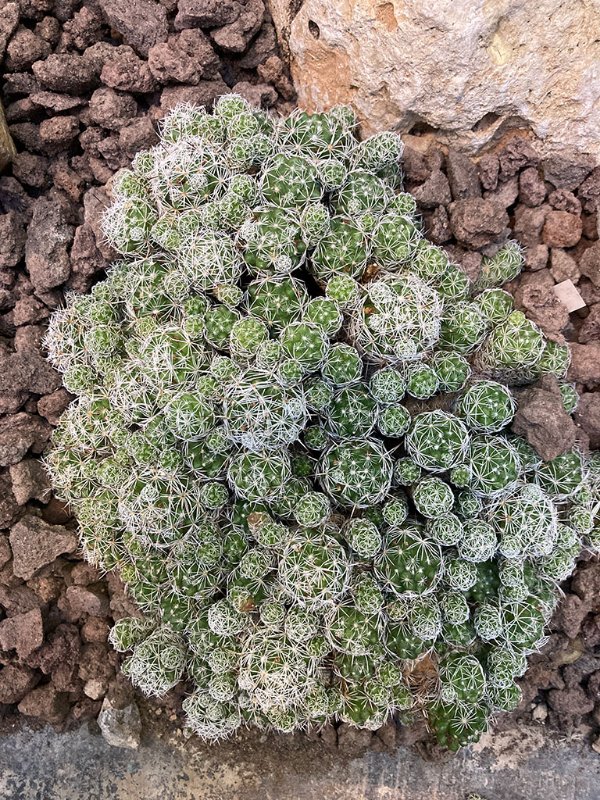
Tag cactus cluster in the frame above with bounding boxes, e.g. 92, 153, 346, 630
45, 98, 599, 750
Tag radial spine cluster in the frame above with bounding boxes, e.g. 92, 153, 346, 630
45, 97, 600, 750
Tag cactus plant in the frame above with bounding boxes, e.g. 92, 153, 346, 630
44, 98, 596, 749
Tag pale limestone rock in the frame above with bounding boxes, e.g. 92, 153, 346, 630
0, 100, 16, 171
269, 0, 600, 158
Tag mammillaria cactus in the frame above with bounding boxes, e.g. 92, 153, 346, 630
45, 98, 600, 750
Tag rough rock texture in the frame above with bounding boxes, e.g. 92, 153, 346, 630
97, 697, 142, 749
0, 97, 16, 169
9, 514, 78, 579
270, 0, 600, 157
512, 377, 578, 461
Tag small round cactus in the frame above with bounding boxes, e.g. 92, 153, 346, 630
44, 98, 590, 748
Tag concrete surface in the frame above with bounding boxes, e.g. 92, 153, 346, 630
0, 716, 599, 800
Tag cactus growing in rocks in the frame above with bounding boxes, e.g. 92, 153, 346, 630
44, 98, 600, 750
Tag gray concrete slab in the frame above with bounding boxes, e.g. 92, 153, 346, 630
0, 717, 598, 800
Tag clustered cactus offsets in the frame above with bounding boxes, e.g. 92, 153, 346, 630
45, 98, 600, 750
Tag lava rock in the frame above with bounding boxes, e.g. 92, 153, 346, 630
412, 169, 451, 209
550, 249, 580, 283
578, 241, 600, 287
568, 342, 600, 388
98, 0, 168, 57
512, 376, 578, 460
0, 211, 26, 269
148, 30, 220, 85
579, 304, 600, 344
174, 0, 239, 29
446, 148, 481, 200
210, 0, 265, 54
449, 198, 509, 249
9, 459, 52, 505
542, 152, 595, 191
18, 682, 71, 724
25, 197, 74, 291
0, 413, 52, 467
0, 607, 44, 659
32, 53, 97, 94
574, 393, 600, 449
0, 664, 39, 704
99, 46, 158, 94
519, 166, 547, 207
542, 211, 582, 248
87, 88, 138, 131
9, 514, 77, 580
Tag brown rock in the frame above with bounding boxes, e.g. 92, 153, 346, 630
549, 188, 582, 215
519, 166, 547, 207
542, 211, 582, 248
498, 137, 538, 179
0, 607, 44, 659
402, 146, 429, 184
578, 241, 600, 287
0, 3, 19, 63
0, 413, 52, 466
525, 243, 549, 271
412, 169, 451, 209
477, 153, 499, 192
63, 6, 106, 51
542, 152, 595, 190
0, 664, 39, 704
568, 342, 600, 387
550, 249, 580, 283
512, 376, 578, 460
18, 683, 70, 724
11, 152, 49, 189
9, 459, 51, 505
81, 617, 110, 643
32, 623, 80, 677
63, 585, 111, 620
78, 642, 117, 684
174, 0, 239, 29
231, 80, 277, 108
424, 205, 452, 245
578, 167, 600, 214
210, 0, 265, 53
0, 474, 19, 528
578, 304, 600, 344
39, 115, 80, 148
554, 594, 589, 640
0, 211, 26, 269
148, 30, 220, 85
98, 0, 168, 57
446, 149, 481, 200
484, 175, 519, 209
99, 47, 157, 94
547, 686, 595, 718
30, 92, 86, 113
238, 21, 278, 70
449, 198, 509, 249
257, 55, 295, 101
9, 515, 77, 580
5, 26, 51, 71
32, 53, 97, 94
88, 88, 138, 131
118, 118, 158, 159
25, 197, 73, 291
518, 282, 570, 337
514, 204, 549, 248
574, 393, 600, 449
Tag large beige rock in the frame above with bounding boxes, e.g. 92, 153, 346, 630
270, 0, 600, 157
0, 100, 16, 171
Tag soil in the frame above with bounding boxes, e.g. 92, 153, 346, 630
0, 0, 598, 756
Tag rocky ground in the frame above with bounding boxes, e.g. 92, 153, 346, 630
0, 0, 598, 756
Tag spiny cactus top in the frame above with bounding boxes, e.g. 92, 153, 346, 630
45, 97, 600, 750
